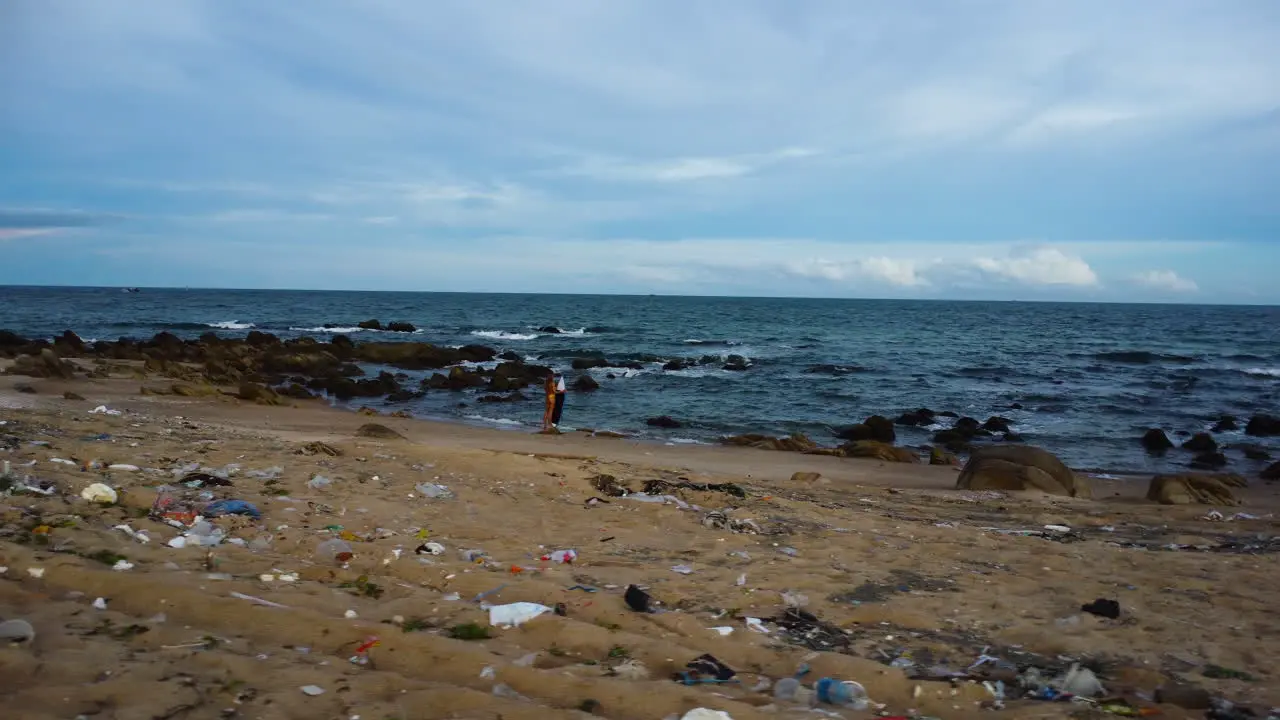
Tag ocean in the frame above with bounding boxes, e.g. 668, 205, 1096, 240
3, 286, 1279, 474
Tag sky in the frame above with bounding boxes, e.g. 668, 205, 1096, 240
2, 1, 1279, 302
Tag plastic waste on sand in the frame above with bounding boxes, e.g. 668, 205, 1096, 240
488, 602, 553, 628
814, 678, 870, 710
317, 538, 354, 563
307, 474, 333, 489
203, 499, 261, 519
0, 619, 36, 643
80, 483, 118, 504
680, 710, 735, 720
414, 482, 453, 499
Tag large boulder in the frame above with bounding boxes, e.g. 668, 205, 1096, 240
646, 416, 682, 429
1211, 415, 1239, 433
1189, 451, 1228, 470
572, 374, 600, 392
356, 423, 405, 440
841, 440, 918, 463
722, 433, 816, 452
956, 445, 1089, 498
6, 349, 77, 379
982, 416, 1013, 433
834, 415, 896, 444
895, 408, 936, 426
358, 319, 383, 330
236, 382, 281, 406
1141, 429, 1175, 453
1261, 462, 1280, 481
385, 322, 417, 333
1147, 473, 1246, 505
571, 357, 609, 370
1245, 414, 1280, 437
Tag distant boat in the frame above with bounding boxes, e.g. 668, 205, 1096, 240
122, 287, 141, 293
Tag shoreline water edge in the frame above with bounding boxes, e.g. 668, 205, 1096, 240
2, 320, 1278, 481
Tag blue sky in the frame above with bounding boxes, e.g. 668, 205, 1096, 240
2, 1, 1279, 302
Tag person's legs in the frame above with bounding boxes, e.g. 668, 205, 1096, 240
552, 393, 565, 426
543, 394, 555, 430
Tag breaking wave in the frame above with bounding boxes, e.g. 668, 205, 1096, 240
471, 330, 540, 341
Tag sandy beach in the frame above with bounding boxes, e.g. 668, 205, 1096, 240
2, 363, 1278, 720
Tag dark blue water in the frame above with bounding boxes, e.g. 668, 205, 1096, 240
3, 286, 1279, 473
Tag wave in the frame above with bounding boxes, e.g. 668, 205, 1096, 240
803, 364, 869, 376
207, 321, 255, 330
471, 330, 540, 341
533, 326, 592, 336
1244, 367, 1280, 378
953, 366, 1014, 377
683, 339, 739, 346
290, 325, 370, 333
462, 414, 523, 426
1094, 350, 1199, 365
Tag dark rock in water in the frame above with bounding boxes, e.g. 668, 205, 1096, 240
1174, 430, 1191, 437
956, 445, 1089, 497
663, 359, 687, 371
444, 366, 486, 390
1262, 461, 1280, 481
536, 326, 562, 334
932, 430, 972, 453
245, 330, 280, 347
982, 416, 1012, 433
1096, 350, 1159, 364
572, 357, 608, 370
1141, 428, 1174, 452
1236, 444, 1272, 461
356, 423, 404, 440
1189, 451, 1228, 470
835, 415, 896, 444
1210, 415, 1238, 433
937, 411, 960, 418
54, 330, 86, 355
385, 322, 417, 333
1245, 413, 1280, 437
1182, 432, 1218, 453
722, 354, 750, 371
895, 408, 935, 426
0, 329, 27, 350
955, 416, 981, 433
1001, 432, 1025, 443
1008, 403, 1024, 410
358, 319, 382, 330
646, 416, 682, 429
385, 388, 426, 403
478, 392, 528, 403
572, 374, 600, 392
498, 351, 520, 362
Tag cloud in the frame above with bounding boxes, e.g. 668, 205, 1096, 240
971, 247, 1099, 286
785, 257, 929, 287
561, 147, 819, 183
1132, 269, 1198, 292
0, 208, 112, 241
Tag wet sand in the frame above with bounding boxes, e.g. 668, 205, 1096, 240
2, 369, 1278, 720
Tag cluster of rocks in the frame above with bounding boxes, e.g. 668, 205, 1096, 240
354, 319, 417, 333
1140, 414, 1280, 478
572, 352, 753, 373
895, 408, 1024, 451
0, 329, 570, 406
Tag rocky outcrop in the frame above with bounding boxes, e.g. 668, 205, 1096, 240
834, 415, 896, 444
1236, 444, 1271, 461
982, 416, 1012, 433
722, 354, 750, 371
355, 423, 405, 440
1245, 414, 1280, 437
1262, 461, 1280, 481
1141, 429, 1175, 453
571, 357, 609, 370
840, 440, 918, 463
1211, 415, 1238, 433
572, 374, 599, 392
956, 445, 1089, 498
384, 322, 416, 333
790, 471, 822, 483
895, 408, 936, 426
646, 416, 682, 429
722, 433, 816, 452
358, 319, 382, 330
5, 349, 77, 379
1189, 451, 1228, 470
1182, 432, 1218, 453
236, 382, 281, 406
1147, 473, 1246, 505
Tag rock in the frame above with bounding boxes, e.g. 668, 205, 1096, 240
1001, 432, 1024, 442
842, 440, 918, 463
982, 416, 1013, 433
53, 330, 86, 355
1008, 402, 1024, 410
955, 416, 981, 433
244, 330, 280, 347
1211, 415, 1238, 433
836, 415, 895, 443
355, 423, 405, 440
929, 447, 959, 466
1245, 414, 1280, 437
956, 445, 1089, 498
277, 383, 317, 400
7, 349, 76, 379
445, 366, 486, 390
932, 429, 972, 453
537, 326, 562, 334
571, 357, 608, 370
646, 416, 682, 429
1236, 444, 1272, 461
937, 410, 959, 418
895, 408, 936, 426
385, 322, 417, 333
572, 374, 600, 392
15, 383, 36, 394
1147, 473, 1246, 505
357, 319, 383, 330
1181, 432, 1218, 453
63, 390, 85, 401
722, 354, 750, 371
236, 382, 281, 405
1141, 429, 1174, 453
1261, 461, 1280, 481
171, 382, 219, 397
1189, 451, 1228, 470
790, 472, 821, 482
722, 433, 816, 452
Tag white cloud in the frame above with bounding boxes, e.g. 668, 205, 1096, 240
785, 257, 929, 287
1132, 269, 1198, 292
561, 147, 819, 183
971, 247, 1099, 286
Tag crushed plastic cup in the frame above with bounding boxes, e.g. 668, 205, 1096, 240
681, 710, 735, 720
307, 474, 333, 490
414, 482, 453, 499
80, 483, 118, 504
543, 549, 576, 564
488, 602, 553, 628
317, 538, 354, 563
814, 678, 869, 710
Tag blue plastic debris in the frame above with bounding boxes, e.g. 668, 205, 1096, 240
203, 499, 261, 519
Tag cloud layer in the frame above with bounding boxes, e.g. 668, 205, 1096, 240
1, 1, 1277, 300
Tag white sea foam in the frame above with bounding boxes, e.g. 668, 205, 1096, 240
471, 330, 539, 341
207, 321, 255, 330
463, 414, 523, 426
290, 325, 369, 333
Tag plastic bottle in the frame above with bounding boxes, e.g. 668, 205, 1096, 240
317, 539, 354, 563
773, 677, 801, 700
813, 678, 869, 710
